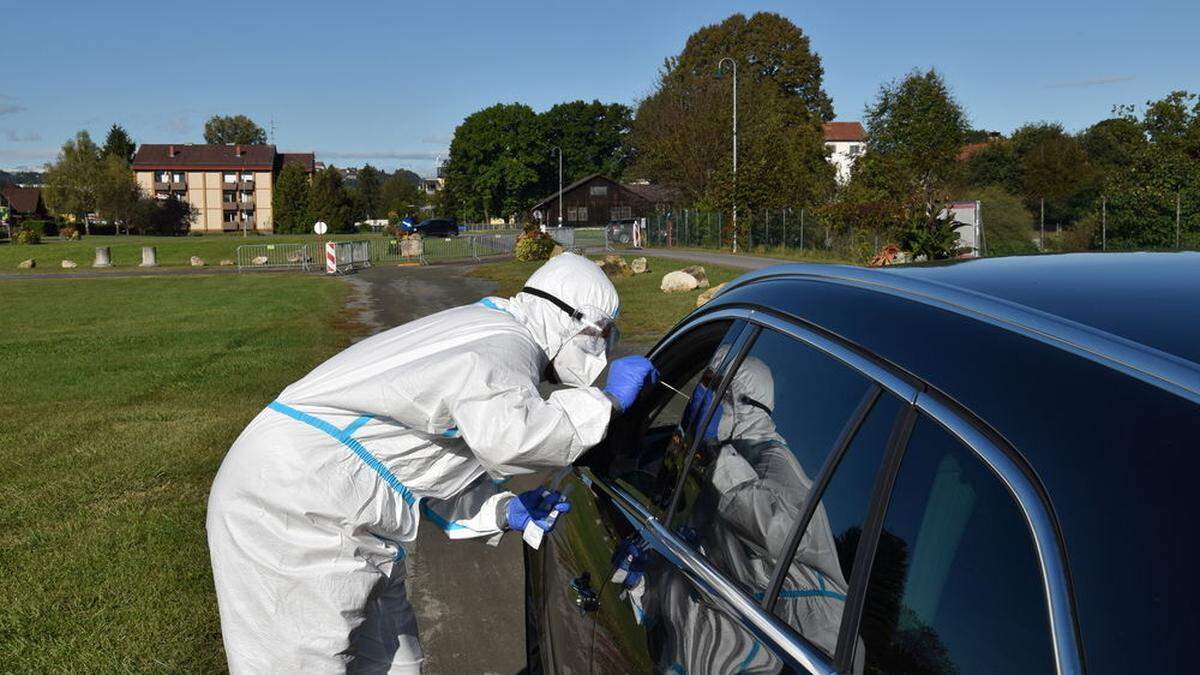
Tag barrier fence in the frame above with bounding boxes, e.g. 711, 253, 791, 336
236, 243, 314, 271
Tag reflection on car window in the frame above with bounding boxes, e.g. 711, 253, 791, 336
663, 328, 878, 670
859, 415, 1055, 674
603, 320, 740, 517
771, 393, 902, 660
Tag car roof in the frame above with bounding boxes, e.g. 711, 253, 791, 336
883, 252, 1200, 368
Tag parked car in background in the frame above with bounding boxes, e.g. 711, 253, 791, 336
414, 218, 459, 237
526, 253, 1200, 674
607, 218, 639, 243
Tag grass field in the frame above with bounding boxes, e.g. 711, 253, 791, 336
0, 233, 379, 272
468, 255, 745, 343
0, 274, 358, 670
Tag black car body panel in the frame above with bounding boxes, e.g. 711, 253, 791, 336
414, 218, 459, 237
529, 253, 1200, 674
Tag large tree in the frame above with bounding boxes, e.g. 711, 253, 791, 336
271, 162, 311, 233
354, 164, 383, 219
379, 172, 422, 222
101, 124, 136, 165
537, 100, 633, 186
43, 131, 102, 234
94, 155, 140, 232
860, 68, 968, 258
630, 12, 834, 212
442, 103, 543, 221
307, 166, 354, 233
203, 114, 267, 145
1009, 123, 1096, 225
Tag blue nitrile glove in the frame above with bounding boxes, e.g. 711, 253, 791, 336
610, 538, 647, 589
506, 489, 571, 532
603, 356, 660, 412
683, 384, 722, 440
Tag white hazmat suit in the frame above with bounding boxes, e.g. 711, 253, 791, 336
207, 253, 619, 673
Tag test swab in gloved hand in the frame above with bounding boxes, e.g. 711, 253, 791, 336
658, 379, 690, 401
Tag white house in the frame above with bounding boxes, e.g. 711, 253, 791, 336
823, 121, 867, 185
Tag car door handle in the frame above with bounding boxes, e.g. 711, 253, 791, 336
570, 573, 600, 614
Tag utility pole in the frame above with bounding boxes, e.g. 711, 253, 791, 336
1040, 197, 1045, 252
552, 146, 563, 228
1101, 195, 1107, 251
718, 57, 738, 253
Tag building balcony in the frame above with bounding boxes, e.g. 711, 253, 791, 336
238, 180, 256, 190
153, 181, 170, 191
222, 201, 239, 211
171, 180, 187, 190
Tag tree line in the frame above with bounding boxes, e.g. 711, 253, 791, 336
440, 11, 1200, 256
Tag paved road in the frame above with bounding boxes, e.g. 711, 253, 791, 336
348, 264, 531, 675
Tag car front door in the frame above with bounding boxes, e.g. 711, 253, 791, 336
530, 319, 746, 674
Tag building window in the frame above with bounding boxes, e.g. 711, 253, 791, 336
223, 191, 237, 203
157, 171, 170, 183
224, 212, 237, 223
223, 173, 237, 184
824, 143, 835, 154
589, 185, 607, 197
610, 205, 632, 220
848, 144, 863, 157
172, 172, 185, 183
241, 173, 254, 182
240, 191, 254, 203
155, 191, 170, 200
566, 206, 588, 222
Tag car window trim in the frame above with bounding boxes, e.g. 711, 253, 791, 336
833, 402, 917, 669
762, 383, 883, 615
589, 472, 840, 675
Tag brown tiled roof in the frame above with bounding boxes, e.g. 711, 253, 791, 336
1, 184, 43, 214
277, 152, 316, 173
132, 144, 278, 170
823, 121, 867, 142
623, 182, 678, 204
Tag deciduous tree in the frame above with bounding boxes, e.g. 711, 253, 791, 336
442, 103, 542, 222
43, 131, 102, 234
203, 115, 267, 145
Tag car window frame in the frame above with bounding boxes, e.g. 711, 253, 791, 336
596, 305, 1082, 675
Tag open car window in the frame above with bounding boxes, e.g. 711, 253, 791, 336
593, 319, 745, 518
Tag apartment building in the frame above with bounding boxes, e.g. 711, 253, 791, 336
132, 144, 315, 232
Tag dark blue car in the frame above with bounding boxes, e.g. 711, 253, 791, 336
527, 252, 1200, 674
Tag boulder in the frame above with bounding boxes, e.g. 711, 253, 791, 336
681, 265, 709, 288
61, 260, 78, 269
286, 251, 311, 263
696, 282, 728, 307
17, 259, 35, 269
661, 270, 699, 293
550, 245, 565, 258
599, 254, 631, 277
220, 259, 236, 266
251, 255, 269, 265
190, 256, 206, 267
630, 257, 648, 274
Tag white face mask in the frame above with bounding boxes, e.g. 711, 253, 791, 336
552, 333, 610, 387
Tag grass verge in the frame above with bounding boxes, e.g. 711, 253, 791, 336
468, 255, 745, 343
0, 233, 380, 273
0, 274, 358, 670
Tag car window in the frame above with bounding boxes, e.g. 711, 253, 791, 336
596, 319, 743, 518
669, 328, 877, 614
769, 392, 904, 658
855, 415, 1055, 674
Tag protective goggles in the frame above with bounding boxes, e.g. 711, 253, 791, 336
522, 286, 619, 355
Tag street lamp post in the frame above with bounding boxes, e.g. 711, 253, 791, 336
718, 57, 738, 253
552, 146, 563, 229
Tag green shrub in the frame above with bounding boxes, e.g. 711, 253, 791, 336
21, 219, 58, 237
59, 226, 80, 241
14, 227, 41, 245
962, 186, 1038, 256
515, 230, 555, 261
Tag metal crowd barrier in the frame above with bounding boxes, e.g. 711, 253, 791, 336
236, 243, 314, 271
326, 240, 372, 274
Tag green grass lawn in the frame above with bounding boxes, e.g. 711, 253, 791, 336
468, 255, 745, 343
0, 233, 379, 273
0, 274, 357, 670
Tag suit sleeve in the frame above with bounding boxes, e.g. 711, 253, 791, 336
420, 474, 513, 544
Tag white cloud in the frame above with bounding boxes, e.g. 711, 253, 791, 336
3, 129, 41, 142
0, 95, 25, 116
1046, 75, 1135, 89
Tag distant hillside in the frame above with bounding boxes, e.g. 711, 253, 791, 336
0, 170, 44, 186
0, 170, 13, 187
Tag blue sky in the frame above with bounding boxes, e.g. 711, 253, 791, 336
1, 0, 1196, 174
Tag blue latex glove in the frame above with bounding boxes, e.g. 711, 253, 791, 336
683, 384, 722, 440
506, 489, 571, 532
603, 356, 660, 412
610, 538, 647, 589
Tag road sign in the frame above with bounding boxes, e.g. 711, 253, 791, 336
313, 221, 328, 235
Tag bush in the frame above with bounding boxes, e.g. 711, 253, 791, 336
962, 186, 1039, 257
515, 230, 555, 261
20, 219, 58, 237
59, 226, 80, 241
14, 227, 41, 245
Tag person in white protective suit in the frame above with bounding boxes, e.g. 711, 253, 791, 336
642, 356, 859, 673
206, 252, 658, 673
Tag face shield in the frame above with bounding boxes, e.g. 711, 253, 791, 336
522, 286, 619, 387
